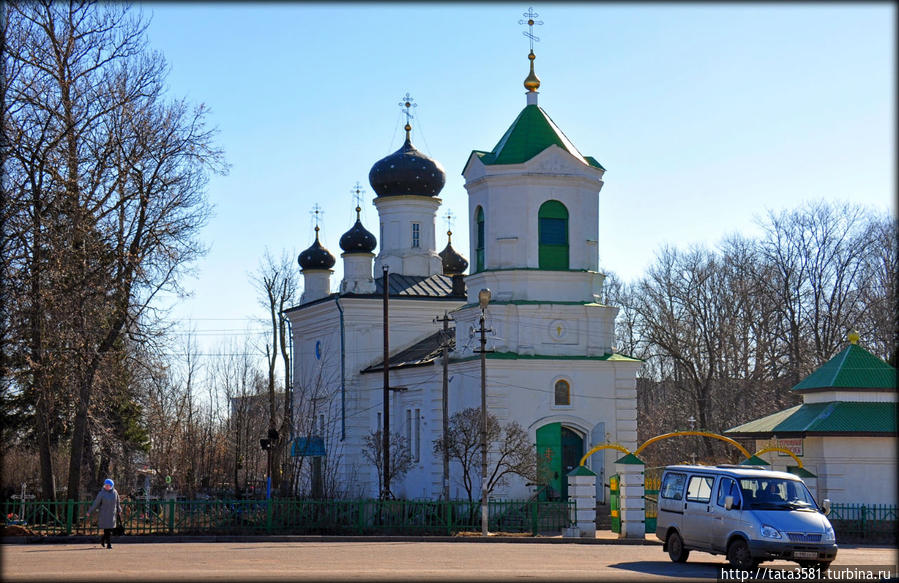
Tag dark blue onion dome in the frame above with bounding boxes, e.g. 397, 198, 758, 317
339, 207, 377, 254
439, 230, 468, 276
368, 125, 446, 197
298, 226, 336, 270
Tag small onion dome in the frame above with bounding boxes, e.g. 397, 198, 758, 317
298, 227, 336, 270
339, 207, 377, 254
438, 230, 468, 276
368, 126, 446, 197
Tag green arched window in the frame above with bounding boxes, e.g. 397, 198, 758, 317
538, 200, 569, 270
475, 206, 485, 272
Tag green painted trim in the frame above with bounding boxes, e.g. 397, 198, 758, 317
457, 300, 606, 308
568, 465, 596, 477
787, 467, 817, 478
614, 453, 644, 465
452, 351, 642, 364
739, 455, 771, 466
538, 200, 569, 220
474, 267, 592, 273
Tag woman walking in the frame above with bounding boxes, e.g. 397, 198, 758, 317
84, 479, 121, 549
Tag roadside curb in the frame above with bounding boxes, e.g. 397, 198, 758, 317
1, 534, 663, 546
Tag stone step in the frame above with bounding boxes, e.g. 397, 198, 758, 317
594, 504, 612, 528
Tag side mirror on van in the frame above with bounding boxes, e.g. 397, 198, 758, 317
724, 495, 734, 510
821, 499, 831, 515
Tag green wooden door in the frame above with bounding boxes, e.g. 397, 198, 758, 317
536, 423, 562, 501
536, 424, 584, 501
560, 427, 584, 501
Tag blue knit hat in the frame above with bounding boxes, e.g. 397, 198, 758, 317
104, 479, 114, 488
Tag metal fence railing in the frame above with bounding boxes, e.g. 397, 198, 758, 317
3, 498, 576, 537
827, 503, 897, 539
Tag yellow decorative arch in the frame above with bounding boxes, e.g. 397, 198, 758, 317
753, 447, 804, 469
578, 443, 631, 467
634, 431, 752, 460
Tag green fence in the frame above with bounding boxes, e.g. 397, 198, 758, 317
828, 503, 897, 540
3, 498, 575, 537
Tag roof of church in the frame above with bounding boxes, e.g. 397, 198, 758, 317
791, 343, 896, 392
469, 104, 604, 170
370, 273, 458, 297
283, 273, 463, 314
362, 329, 454, 373
368, 131, 446, 197
725, 401, 897, 437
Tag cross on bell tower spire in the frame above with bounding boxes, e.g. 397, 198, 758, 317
519, 7, 543, 103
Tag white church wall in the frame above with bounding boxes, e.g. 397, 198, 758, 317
373, 196, 443, 277
464, 147, 604, 276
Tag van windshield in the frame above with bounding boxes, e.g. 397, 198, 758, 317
738, 477, 817, 511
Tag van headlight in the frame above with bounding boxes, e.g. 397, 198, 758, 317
822, 525, 835, 543
761, 524, 784, 539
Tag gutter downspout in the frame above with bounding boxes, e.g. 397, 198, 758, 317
335, 296, 346, 441
285, 315, 295, 442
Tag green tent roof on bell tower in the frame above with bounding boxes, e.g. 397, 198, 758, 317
468, 105, 604, 170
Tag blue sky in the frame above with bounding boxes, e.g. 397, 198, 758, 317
141, 3, 896, 358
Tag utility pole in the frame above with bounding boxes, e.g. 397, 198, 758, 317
434, 311, 455, 501
475, 289, 492, 535
382, 265, 391, 499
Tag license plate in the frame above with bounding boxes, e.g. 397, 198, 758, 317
794, 551, 818, 559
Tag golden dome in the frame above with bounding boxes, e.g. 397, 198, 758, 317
524, 50, 540, 92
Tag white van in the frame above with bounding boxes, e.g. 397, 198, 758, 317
656, 465, 838, 569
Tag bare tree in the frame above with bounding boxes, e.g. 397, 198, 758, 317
4, 1, 225, 500
362, 430, 413, 499
434, 408, 538, 503
251, 249, 299, 494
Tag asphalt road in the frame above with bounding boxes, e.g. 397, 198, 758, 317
2, 541, 897, 582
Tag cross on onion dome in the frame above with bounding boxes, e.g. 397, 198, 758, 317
310, 203, 324, 232
443, 210, 456, 237
398, 92, 418, 132
351, 182, 366, 216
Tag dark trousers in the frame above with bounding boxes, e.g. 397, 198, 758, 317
101, 529, 112, 546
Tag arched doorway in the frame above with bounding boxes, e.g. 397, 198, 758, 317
535, 423, 584, 501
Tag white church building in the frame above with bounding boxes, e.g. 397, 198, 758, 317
284, 47, 640, 502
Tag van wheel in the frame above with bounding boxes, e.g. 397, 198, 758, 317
667, 532, 690, 563
727, 539, 758, 569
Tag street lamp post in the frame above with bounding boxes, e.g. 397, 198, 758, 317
478, 288, 491, 536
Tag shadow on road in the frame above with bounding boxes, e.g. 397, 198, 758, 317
22, 547, 102, 553
609, 560, 724, 579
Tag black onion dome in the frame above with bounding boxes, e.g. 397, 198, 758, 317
298, 228, 336, 270
439, 232, 468, 275
339, 209, 377, 254
369, 132, 446, 197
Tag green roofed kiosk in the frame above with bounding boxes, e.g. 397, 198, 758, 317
726, 332, 896, 506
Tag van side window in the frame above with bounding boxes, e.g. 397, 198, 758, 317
685, 475, 715, 503
660, 472, 686, 500
717, 478, 741, 508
